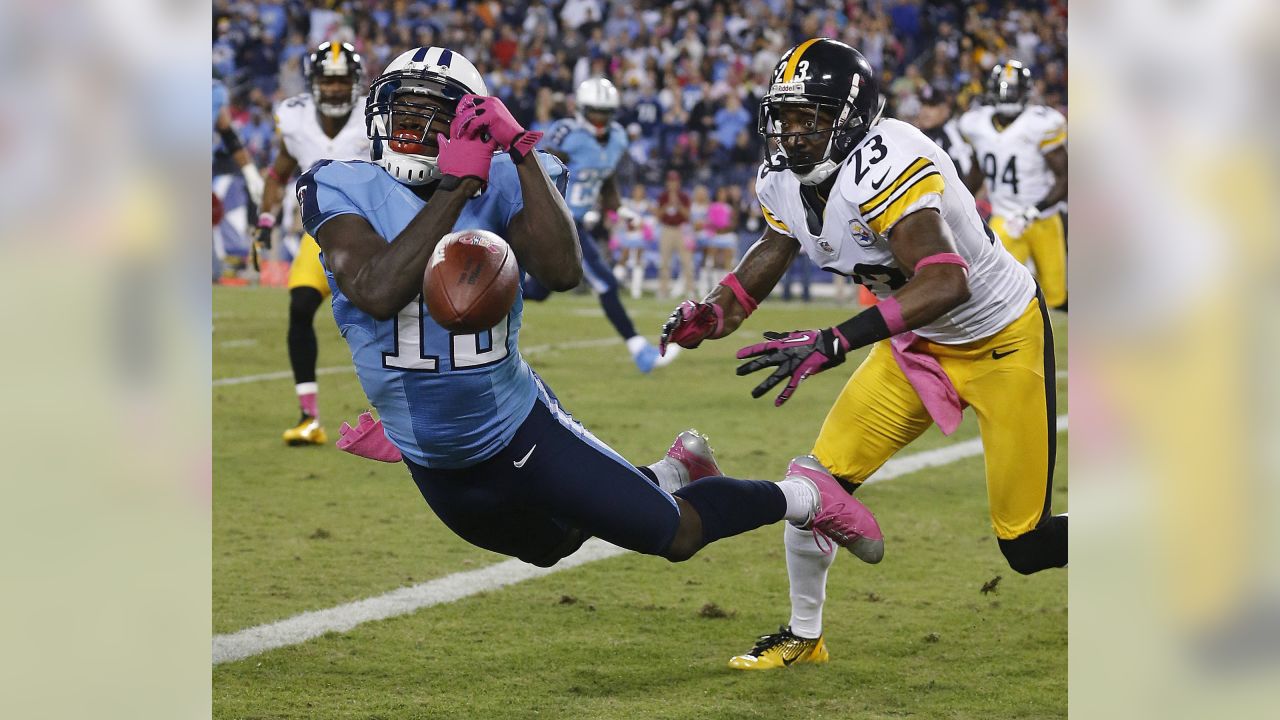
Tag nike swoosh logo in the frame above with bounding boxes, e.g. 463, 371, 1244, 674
781, 334, 814, 344
869, 168, 892, 190
991, 349, 1019, 359
513, 444, 536, 468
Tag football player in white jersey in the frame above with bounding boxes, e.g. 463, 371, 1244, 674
660, 38, 1067, 670
959, 61, 1068, 309
255, 41, 372, 446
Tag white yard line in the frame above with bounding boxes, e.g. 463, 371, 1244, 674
215, 345, 1066, 387
217, 339, 259, 349
213, 415, 1068, 665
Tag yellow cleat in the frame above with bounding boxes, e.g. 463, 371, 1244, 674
728, 626, 829, 670
283, 414, 328, 446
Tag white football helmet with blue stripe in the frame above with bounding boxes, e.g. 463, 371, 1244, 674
366, 47, 489, 185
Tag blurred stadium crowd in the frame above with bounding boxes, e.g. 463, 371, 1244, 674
213, 0, 1066, 290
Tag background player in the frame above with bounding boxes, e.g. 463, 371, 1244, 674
661, 38, 1067, 670
304, 47, 878, 581
959, 61, 1068, 310
525, 78, 677, 373
255, 41, 370, 446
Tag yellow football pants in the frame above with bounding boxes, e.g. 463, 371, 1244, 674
812, 295, 1057, 540
990, 213, 1066, 308
287, 233, 331, 296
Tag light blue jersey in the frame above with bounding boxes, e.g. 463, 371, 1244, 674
298, 153, 568, 469
542, 119, 628, 220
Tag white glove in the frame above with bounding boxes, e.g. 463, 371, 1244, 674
1003, 206, 1040, 239
582, 209, 601, 230
241, 164, 265, 207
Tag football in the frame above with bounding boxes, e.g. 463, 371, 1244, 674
423, 229, 520, 333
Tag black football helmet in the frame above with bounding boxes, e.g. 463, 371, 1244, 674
758, 38, 884, 185
307, 41, 363, 118
986, 61, 1032, 117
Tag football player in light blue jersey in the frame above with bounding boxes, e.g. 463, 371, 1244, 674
525, 78, 679, 373
301, 47, 877, 575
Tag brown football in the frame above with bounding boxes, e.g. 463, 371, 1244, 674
423, 229, 519, 333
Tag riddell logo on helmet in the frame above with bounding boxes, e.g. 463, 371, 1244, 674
770, 81, 806, 96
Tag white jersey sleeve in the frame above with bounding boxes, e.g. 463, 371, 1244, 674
273, 94, 370, 171
754, 163, 796, 238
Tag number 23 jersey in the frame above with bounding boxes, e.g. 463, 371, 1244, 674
755, 118, 1034, 345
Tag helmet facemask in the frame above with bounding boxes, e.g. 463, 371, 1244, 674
759, 95, 883, 185
309, 43, 362, 118
988, 63, 1031, 119
367, 74, 466, 185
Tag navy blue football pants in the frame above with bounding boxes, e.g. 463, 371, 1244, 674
405, 378, 681, 566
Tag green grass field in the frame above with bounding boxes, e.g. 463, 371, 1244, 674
213, 285, 1067, 719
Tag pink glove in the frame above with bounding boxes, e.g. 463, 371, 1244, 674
453, 94, 543, 162
336, 411, 403, 463
659, 300, 725, 355
435, 131, 497, 185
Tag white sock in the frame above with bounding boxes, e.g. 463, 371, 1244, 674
785, 522, 835, 638
646, 457, 687, 493
625, 335, 648, 356
777, 477, 819, 525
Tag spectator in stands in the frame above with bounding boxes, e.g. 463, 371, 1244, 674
657, 171, 693, 299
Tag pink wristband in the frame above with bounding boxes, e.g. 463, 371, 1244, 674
915, 252, 969, 274
878, 296, 908, 335
718, 272, 758, 314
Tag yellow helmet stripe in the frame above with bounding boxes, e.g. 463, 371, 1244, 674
330, 43, 342, 64
783, 38, 822, 82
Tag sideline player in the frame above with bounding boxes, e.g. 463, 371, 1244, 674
256, 41, 371, 445
660, 38, 1067, 669
959, 61, 1068, 309
302, 47, 881, 580
525, 78, 677, 373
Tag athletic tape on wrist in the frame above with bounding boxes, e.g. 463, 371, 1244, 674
718, 272, 758, 314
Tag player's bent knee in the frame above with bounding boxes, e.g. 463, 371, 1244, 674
289, 287, 324, 323
661, 498, 703, 562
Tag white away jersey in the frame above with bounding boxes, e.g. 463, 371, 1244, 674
274, 93, 370, 171
756, 118, 1034, 344
958, 105, 1066, 218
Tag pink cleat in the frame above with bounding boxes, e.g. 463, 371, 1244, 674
785, 455, 884, 564
666, 430, 722, 483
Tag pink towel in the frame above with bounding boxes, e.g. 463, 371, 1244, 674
889, 333, 966, 435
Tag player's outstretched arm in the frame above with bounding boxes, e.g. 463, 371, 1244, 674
660, 227, 796, 354
735, 209, 969, 406
315, 177, 484, 321
508, 155, 582, 291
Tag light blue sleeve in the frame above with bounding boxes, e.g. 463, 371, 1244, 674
297, 160, 370, 237
494, 151, 568, 228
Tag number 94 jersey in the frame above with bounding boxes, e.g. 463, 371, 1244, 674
755, 118, 1034, 345
957, 104, 1066, 219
